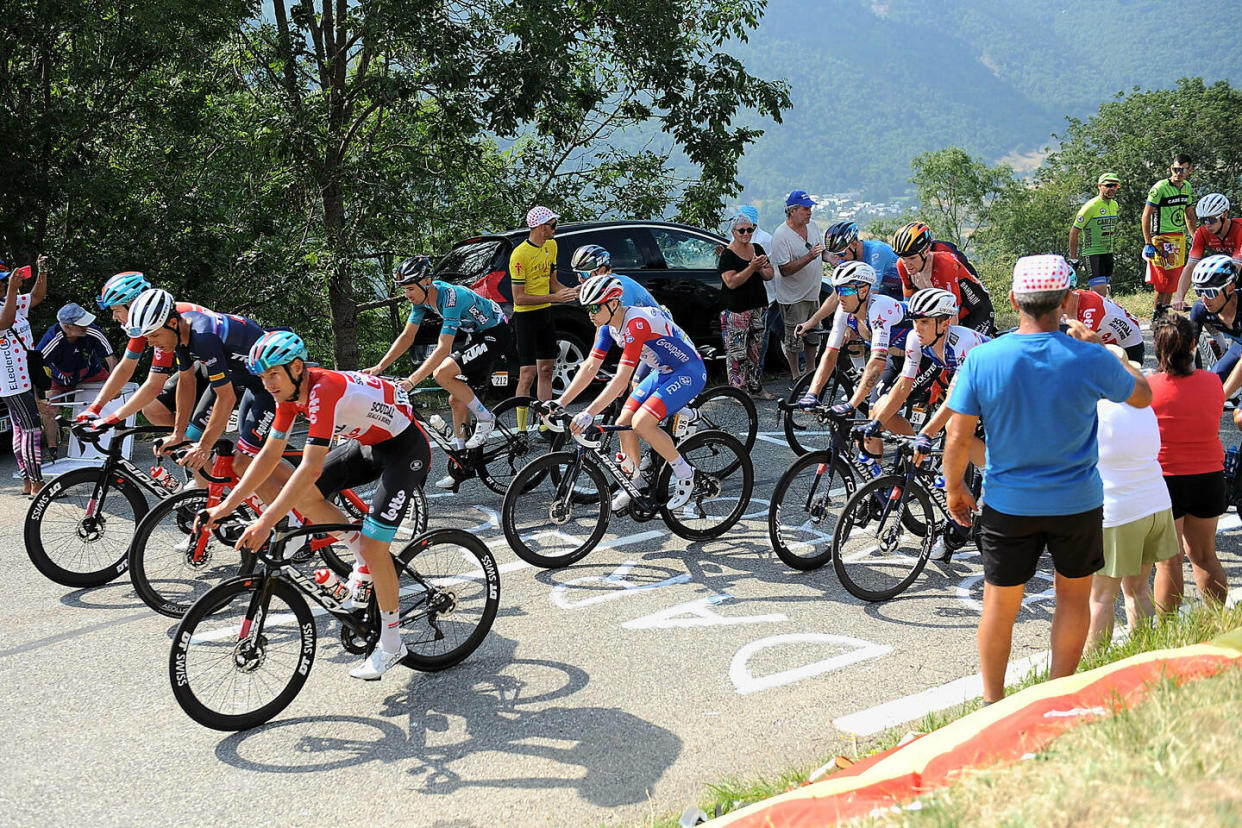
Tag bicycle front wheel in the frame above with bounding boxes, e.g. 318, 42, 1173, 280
658, 430, 753, 541
479, 395, 559, 495
395, 528, 501, 671
782, 370, 852, 456
768, 450, 857, 570
169, 576, 316, 731
25, 467, 150, 588
129, 490, 254, 618
832, 474, 934, 602
502, 452, 610, 568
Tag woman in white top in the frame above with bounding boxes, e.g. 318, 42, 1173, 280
0, 256, 49, 496
1087, 346, 1180, 650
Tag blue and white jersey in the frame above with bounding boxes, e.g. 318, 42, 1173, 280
901, 325, 990, 380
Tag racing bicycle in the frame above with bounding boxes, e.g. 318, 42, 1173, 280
170, 521, 499, 730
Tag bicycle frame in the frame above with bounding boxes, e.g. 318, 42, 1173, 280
73, 424, 178, 519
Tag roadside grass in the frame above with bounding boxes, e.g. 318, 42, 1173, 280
991, 288, 1156, 333
644, 602, 1242, 827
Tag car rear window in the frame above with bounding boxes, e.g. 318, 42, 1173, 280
434, 239, 506, 284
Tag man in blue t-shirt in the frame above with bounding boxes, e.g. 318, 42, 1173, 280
942, 254, 1150, 705
38, 302, 118, 392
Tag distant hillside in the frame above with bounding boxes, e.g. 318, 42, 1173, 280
726, 0, 1238, 207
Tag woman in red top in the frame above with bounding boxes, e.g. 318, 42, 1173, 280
1148, 315, 1230, 610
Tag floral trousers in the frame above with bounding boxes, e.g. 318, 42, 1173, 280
720, 307, 767, 392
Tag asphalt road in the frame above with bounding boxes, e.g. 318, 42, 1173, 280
3, 372, 1241, 828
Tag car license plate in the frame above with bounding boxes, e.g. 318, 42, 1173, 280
491, 372, 508, 387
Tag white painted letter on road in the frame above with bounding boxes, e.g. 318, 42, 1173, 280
729, 633, 892, 695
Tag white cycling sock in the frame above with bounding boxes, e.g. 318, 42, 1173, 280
379, 610, 401, 652
671, 455, 693, 480
466, 396, 491, 419
454, 437, 466, 451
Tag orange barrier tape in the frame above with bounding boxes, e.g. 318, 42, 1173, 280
711, 627, 1242, 827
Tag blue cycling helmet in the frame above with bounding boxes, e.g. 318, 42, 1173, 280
97, 271, 151, 309
248, 330, 309, 374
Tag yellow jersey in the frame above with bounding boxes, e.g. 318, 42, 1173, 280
509, 239, 557, 313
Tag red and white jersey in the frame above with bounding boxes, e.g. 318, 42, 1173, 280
592, 306, 701, 374
272, 367, 415, 446
1074, 290, 1142, 349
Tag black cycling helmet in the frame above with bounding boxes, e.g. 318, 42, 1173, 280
393, 256, 433, 286
892, 221, 933, 257
824, 221, 859, 254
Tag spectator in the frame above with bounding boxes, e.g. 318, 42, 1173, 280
1142, 154, 1196, 324
1069, 172, 1121, 297
1087, 354, 1179, 651
735, 205, 782, 374
0, 255, 50, 496
769, 190, 829, 380
36, 302, 119, 461
943, 255, 1150, 704
717, 213, 775, 399
1148, 315, 1230, 611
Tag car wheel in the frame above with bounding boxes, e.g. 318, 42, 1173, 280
552, 329, 590, 396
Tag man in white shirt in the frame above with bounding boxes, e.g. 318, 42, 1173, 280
768, 190, 829, 379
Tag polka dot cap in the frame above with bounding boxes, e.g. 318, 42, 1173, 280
525, 206, 559, 228
1012, 254, 1073, 293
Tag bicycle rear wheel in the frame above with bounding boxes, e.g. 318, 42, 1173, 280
502, 452, 610, 568
658, 430, 753, 541
25, 467, 150, 588
479, 395, 558, 494
394, 528, 501, 671
768, 450, 857, 570
318, 486, 428, 576
832, 474, 934, 602
169, 576, 315, 731
783, 369, 853, 456
129, 490, 254, 618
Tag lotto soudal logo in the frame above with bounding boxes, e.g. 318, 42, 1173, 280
380, 490, 407, 522
410, 458, 423, 472
307, 391, 321, 419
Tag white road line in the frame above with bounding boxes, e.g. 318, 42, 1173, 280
832, 651, 1050, 736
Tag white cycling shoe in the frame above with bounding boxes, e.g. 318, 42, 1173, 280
433, 474, 456, 490
349, 643, 408, 681
610, 489, 633, 511
667, 474, 695, 510
464, 416, 495, 449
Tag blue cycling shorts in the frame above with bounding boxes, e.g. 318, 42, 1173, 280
623, 360, 707, 421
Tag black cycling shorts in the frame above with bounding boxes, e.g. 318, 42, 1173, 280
513, 306, 557, 365
878, 350, 940, 406
156, 364, 208, 423
976, 505, 1104, 587
186, 372, 274, 455
313, 423, 432, 542
1083, 254, 1115, 287
450, 324, 512, 388
1164, 471, 1226, 520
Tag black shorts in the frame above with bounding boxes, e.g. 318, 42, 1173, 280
313, 424, 432, 542
156, 365, 208, 421
1083, 254, 1115, 287
878, 350, 940, 405
450, 324, 512, 387
1123, 342, 1145, 365
976, 505, 1104, 587
513, 306, 557, 365
235, 385, 277, 454
1164, 471, 1226, 520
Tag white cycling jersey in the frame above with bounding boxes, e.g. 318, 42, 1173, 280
826, 294, 909, 353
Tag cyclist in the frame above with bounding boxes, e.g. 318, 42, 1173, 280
363, 256, 509, 485
201, 331, 431, 680
555, 274, 706, 511
1068, 172, 1121, 296
891, 221, 994, 334
1173, 193, 1242, 312
824, 220, 903, 300
893, 220, 980, 276
75, 271, 207, 430
1186, 256, 1242, 384
1063, 284, 1145, 364
98, 288, 285, 497
794, 261, 910, 412
1142, 154, 1196, 324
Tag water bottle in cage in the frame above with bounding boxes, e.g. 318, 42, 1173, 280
149, 464, 181, 493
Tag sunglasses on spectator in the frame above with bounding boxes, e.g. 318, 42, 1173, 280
1171, 166, 1189, 173
835, 285, 860, 297
735, 226, 755, 234
1198, 286, 1226, 299
1102, 183, 1120, 188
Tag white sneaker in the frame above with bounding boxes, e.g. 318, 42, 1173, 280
667, 474, 695, 509
434, 474, 456, 490
610, 489, 633, 511
349, 643, 408, 681
465, 416, 495, 449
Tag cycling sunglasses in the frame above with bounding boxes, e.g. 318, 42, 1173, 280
1203, 215, 1226, 226
575, 269, 595, 282
587, 302, 606, 314
1197, 285, 1227, 299
834, 285, 860, 297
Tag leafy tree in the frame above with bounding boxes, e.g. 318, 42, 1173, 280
908, 147, 1017, 250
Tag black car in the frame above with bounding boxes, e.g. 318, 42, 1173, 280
415, 220, 730, 394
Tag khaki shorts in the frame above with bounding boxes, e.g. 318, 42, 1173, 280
1100, 509, 1180, 578
781, 299, 822, 349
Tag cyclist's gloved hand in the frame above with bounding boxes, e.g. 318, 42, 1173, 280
912, 433, 935, 457
571, 410, 594, 433
90, 415, 120, 433
861, 419, 884, 438
1143, 243, 1157, 261
796, 393, 818, 408
829, 402, 855, 418
75, 406, 101, 424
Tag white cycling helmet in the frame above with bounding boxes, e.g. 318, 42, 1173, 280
123, 288, 175, 338
906, 287, 958, 319
831, 260, 879, 288
1196, 193, 1230, 220
579, 274, 623, 306
1191, 254, 1237, 290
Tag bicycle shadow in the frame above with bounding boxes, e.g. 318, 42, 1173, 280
214, 635, 681, 807
59, 581, 149, 612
